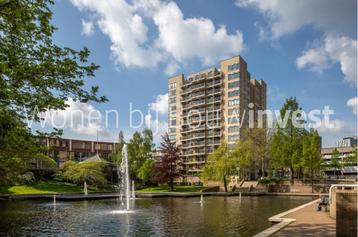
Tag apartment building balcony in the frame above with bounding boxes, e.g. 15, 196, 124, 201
187, 168, 203, 173
207, 79, 222, 88
182, 100, 206, 110
182, 108, 206, 116
184, 159, 206, 165
206, 131, 221, 138
207, 97, 221, 105
182, 132, 206, 141
207, 140, 221, 146
190, 85, 206, 93
191, 91, 206, 100
207, 88, 222, 96
183, 152, 206, 158
189, 75, 207, 85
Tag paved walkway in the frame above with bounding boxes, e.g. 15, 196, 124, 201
272, 200, 335, 237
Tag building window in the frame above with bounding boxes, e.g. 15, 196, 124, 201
228, 99, 240, 106
171, 119, 176, 126
228, 117, 240, 124
228, 63, 240, 71
228, 90, 240, 97
169, 82, 176, 89
228, 126, 240, 133
228, 108, 240, 115
228, 81, 240, 89
169, 97, 176, 103
228, 72, 240, 80
169, 90, 176, 96
228, 134, 240, 141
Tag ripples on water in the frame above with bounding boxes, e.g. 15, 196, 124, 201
0, 196, 313, 237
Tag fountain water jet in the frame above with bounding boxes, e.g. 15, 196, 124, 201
84, 181, 88, 196
131, 180, 135, 199
111, 144, 134, 214
53, 195, 56, 205
122, 144, 130, 210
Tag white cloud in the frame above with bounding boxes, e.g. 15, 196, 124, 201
236, 0, 357, 86
69, 0, 244, 73
296, 35, 357, 85
347, 97, 358, 115
81, 19, 94, 36
70, 0, 162, 68
235, 0, 356, 39
40, 98, 111, 137
145, 114, 168, 136
149, 93, 168, 115
296, 47, 329, 73
317, 119, 356, 147
145, 93, 169, 145
165, 61, 180, 76
151, 1, 244, 65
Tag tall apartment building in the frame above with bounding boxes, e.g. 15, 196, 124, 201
168, 55, 266, 182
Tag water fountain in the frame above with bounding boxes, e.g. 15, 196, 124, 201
112, 144, 133, 214
122, 144, 130, 210
53, 195, 56, 205
131, 180, 135, 199
84, 181, 88, 196
200, 194, 204, 204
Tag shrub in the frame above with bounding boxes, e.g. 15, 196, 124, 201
258, 177, 281, 185
17, 172, 35, 184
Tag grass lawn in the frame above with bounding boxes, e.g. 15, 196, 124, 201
0, 181, 108, 195
138, 186, 206, 193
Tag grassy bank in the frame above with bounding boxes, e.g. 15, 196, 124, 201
0, 181, 111, 195
138, 186, 206, 193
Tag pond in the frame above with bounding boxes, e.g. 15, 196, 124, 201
0, 196, 313, 236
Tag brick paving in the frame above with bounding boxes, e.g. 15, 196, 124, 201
273, 200, 335, 237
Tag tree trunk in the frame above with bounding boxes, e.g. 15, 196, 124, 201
311, 168, 314, 193
290, 167, 294, 185
223, 175, 228, 192
170, 178, 174, 191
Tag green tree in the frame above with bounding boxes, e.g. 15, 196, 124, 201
343, 149, 357, 167
201, 142, 251, 192
243, 128, 271, 178
270, 97, 306, 183
109, 131, 125, 164
0, 109, 55, 184
127, 129, 154, 181
231, 139, 255, 180
330, 149, 342, 177
0, 0, 105, 182
302, 129, 322, 192
61, 160, 107, 185
0, 0, 106, 119
138, 159, 155, 185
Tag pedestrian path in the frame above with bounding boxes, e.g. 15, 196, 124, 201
272, 200, 335, 237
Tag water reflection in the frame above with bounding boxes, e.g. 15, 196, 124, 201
0, 196, 313, 237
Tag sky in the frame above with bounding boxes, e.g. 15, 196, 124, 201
32, 0, 357, 147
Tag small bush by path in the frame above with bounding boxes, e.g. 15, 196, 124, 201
138, 186, 206, 193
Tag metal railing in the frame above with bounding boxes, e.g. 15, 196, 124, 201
329, 184, 358, 204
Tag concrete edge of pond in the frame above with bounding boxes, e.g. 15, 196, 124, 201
252, 198, 320, 237
0, 192, 322, 201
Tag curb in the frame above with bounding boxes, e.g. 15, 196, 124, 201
253, 199, 319, 237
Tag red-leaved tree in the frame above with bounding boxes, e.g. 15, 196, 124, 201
152, 133, 183, 191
